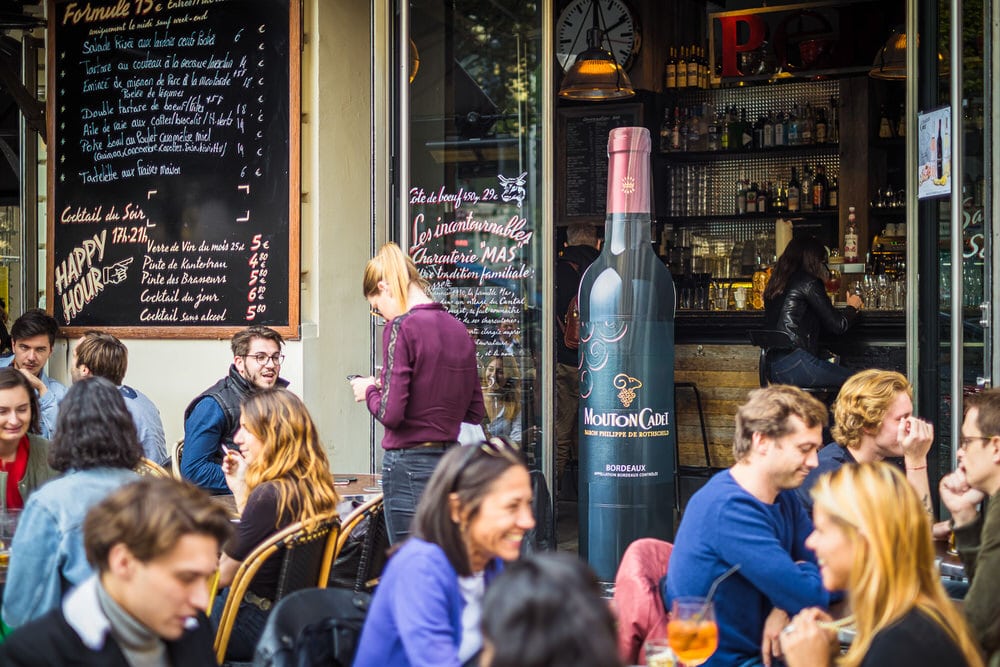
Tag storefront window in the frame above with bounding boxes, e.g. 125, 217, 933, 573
399, 2, 546, 468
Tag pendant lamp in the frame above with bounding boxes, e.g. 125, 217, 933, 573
558, 0, 634, 100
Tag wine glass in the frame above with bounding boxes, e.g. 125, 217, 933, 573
668, 597, 719, 666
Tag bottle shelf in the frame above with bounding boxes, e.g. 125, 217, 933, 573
657, 143, 839, 163
660, 210, 838, 223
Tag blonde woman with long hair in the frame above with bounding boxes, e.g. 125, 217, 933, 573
214, 388, 339, 661
350, 242, 484, 544
780, 462, 983, 667
482, 355, 522, 443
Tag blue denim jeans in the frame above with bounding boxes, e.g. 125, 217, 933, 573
211, 587, 271, 662
768, 348, 852, 390
381, 447, 447, 544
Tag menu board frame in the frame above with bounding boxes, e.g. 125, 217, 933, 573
556, 103, 643, 226
46, 0, 301, 339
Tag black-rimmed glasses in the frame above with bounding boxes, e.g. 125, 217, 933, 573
244, 352, 284, 366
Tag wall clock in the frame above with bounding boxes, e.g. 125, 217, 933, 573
556, 0, 641, 72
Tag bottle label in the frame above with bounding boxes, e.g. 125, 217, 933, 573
579, 319, 676, 580
844, 233, 858, 261
665, 66, 676, 89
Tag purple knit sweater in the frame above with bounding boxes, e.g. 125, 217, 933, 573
366, 303, 485, 449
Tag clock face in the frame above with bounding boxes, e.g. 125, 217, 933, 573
557, 0, 640, 72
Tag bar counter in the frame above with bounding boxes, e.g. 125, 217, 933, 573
672, 310, 904, 470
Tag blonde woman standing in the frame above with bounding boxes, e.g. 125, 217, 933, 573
216, 388, 340, 662
780, 462, 983, 667
351, 242, 484, 544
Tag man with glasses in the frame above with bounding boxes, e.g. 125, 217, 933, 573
940, 388, 1000, 663
181, 326, 286, 494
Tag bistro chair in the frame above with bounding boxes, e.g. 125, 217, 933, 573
327, 495, 389, 592
169, 439, 184, 479
613, 538, 673, 666
213, 511, 341, 664
134, 457, 171, 478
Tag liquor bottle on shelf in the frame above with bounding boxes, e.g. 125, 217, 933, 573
827, 175, 839, 209
774, 112, 786, 146
815, 107, 828, 143
878, 105, 894, 139
659, 108, 672, 153
664, 47, 677, 90
740, 108, 752, 149
828, 97, 840, 142
757, 182, 768, 213
698, 45, 709, 89
676, 47, 688, 88
801, 103, 814, 144
800, 165, 814, 212
763, 113, 774, 148
844, 206, 859, 262
706, 112, 720, 151
720, 109, 730, 150
735, 173, 747, 214
746, 182, 758, 212
787, 167, 801, 212
812, 164, 829, 210
670, 107, 682, 151
578, 126, 676, 581
773, 183, 787, 212
686, 44, 699, 90
787, 105, 801, 145
753, 116, 765, 149
896, 102, 906, 137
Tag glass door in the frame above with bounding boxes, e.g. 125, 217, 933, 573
392, 1, 552, 524
917, 0, 996, 478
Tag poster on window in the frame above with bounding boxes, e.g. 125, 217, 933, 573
918, 106, 951, 200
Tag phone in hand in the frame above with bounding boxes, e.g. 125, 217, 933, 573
346, 374, 363, 381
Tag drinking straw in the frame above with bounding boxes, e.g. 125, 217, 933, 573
695, 563, 741, 621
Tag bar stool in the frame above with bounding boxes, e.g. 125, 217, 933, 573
674, 381, 719, 512
746, 329, 838, 397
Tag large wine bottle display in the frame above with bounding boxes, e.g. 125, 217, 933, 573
578, 127, 677, 581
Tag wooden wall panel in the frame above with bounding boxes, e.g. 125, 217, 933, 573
674, 344, 759, 468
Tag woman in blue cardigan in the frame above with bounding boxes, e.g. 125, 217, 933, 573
354, 437, 535, 667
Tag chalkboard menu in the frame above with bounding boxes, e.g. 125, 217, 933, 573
557, 104, 642, 225
47, 0, 300, 337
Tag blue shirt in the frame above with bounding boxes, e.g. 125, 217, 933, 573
0, 356, 67, 438
181, 397, 229, 494
354, 538, 501, 667
796, 443, 856, 512
665, 470, 827, 667
2, 467, 139, 627
119, 385, 167, 466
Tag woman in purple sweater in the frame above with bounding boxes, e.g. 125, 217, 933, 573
351, 242, 484, 543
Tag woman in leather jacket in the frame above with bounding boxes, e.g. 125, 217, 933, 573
763, 236, 863, 389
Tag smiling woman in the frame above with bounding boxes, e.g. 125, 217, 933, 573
354, 438, 534, 667
0, 367, 54, 513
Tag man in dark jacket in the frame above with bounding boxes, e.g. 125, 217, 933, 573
555, 223, 600, 488
0, 477, 232, 667
181, 325, 288, 493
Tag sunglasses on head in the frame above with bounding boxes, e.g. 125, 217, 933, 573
453, 437, 523, 484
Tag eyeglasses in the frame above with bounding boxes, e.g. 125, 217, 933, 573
370, 305, 383, 319
244, 352, 284, 366
959, 435, 993, 449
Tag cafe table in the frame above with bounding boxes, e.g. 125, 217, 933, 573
211, 473, 382, 519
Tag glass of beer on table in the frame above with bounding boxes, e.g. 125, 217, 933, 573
668, 597, 718, 666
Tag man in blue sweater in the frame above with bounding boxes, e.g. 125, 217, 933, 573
665, 385, 829, 667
